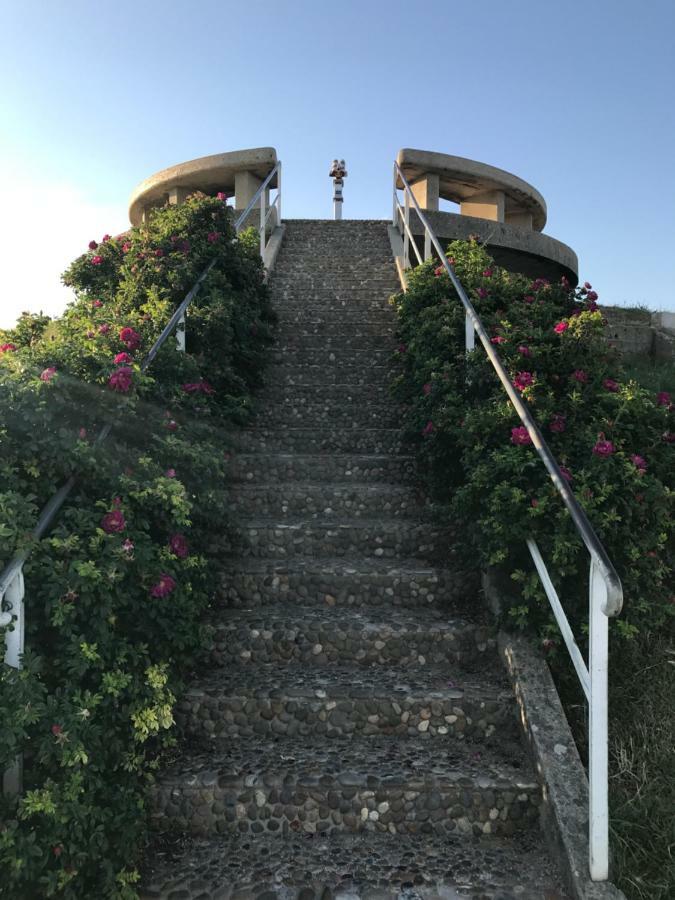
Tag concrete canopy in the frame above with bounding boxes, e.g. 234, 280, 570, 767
396, 149, 547, 232
128, 147, 278, 225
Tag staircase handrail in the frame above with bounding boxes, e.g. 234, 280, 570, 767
393, 159, 622, 882
234, 161, 282, 259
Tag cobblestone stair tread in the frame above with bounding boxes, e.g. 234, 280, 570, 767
227, 454, 416, 483
227, 483, 424, 519
140, 831, 569, 900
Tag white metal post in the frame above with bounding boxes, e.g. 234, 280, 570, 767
424, 230, 432, 261
276, 162, 281, 226
329, 159, 347, 221
260, 189, 266, 257
2, 568, 25, 795
403, 190, 410, 270
465, 310, 475, 352
588, 560, 610, 880
175, 314, 186, 352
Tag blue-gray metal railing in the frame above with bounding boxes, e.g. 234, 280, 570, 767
393, 159, 622, 882
1, 166, 281, 794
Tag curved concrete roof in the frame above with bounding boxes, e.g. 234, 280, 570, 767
396, 149, 547, 231
128, 147, 278, 225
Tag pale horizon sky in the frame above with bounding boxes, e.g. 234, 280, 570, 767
1, 0, 674, 329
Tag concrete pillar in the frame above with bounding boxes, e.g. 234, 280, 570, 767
168, 186, 191, 205
410, 174, 440, 211
461, 190, 505, 222
235, 171, 268, 210
505, 210, 534, 230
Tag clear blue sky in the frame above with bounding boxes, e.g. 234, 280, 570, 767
1, 0, 674, 326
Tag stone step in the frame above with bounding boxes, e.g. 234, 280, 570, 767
227, 483, 423, 519
150, 736, 540, 838
274, 318, 396, 337
207, 603, 493, 669
241, 426, 405, 454
268, 348, 393, 368
140, 831, 568, 900
231, 517, 449, 561
270, 364, 396, 386
274, 297, 397, 313
177, 663, 516, 744
257, 400, 401, 429
226, 453, 416, 484
218, 556, 474, 609
275, 333, 395, 352
259, 382, 394, 404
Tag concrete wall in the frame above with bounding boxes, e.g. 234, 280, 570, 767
602, 307, 675, 360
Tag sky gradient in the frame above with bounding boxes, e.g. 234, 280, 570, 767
1, 0, 674, 327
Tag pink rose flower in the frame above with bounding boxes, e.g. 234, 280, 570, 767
155, 248, 164, 258
78, 428, 87, 439
514, 371, 534, 392
433, 265, 445, 277
119, 327, 141, 351
549, 414, 566, 433
482, 268, 493, 278
98, 324, 110, 335
166, 419, 178, 431
1, 342, 17, 352
422, 383, 432, 395
554, 321, 569, 334
559, 466, 573, 482
530, 498, 538, 508
663, 432, 675, 443
572, 369, 588, 383
122, 242, 131, 253
114, 352, 133, 365
523, 295, 535, 304
207, 231, 220, 243
561, 276, 570, 289
656, 391, 671, 407
476, 287, 488, 299
91, 255, 103, 266
587, 290, 598, 301
40, 367, 57, 382
169, 534, 189, 558
108, 366, 133, 392
150, 574, 176, 598
584, 282, 592, 290
592, 436, 615, 457
102, 234, 111, 242
216, 191, 228, 201
181, 380, 215, 395
92, 299, 103, 308
630, 454, 647, 473
86, 330, 95, 338
101, 509, 126, 533
122, 539, 134, 554
491, 335, 506, 344
511, 426, 532, 445
531, 278, 549, 291
603, 378, 619, 392
88, 240, 98, 250
165, 468, 176, 478
422, 421, 434, 436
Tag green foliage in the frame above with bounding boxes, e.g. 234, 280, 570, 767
391, 240, 673, 642
0, 195, 273, 897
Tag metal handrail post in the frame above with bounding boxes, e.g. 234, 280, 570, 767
260, 185, 266, 258
403, 189, 410, 270
2, 568, 25, 795
276, 161, 282, 226
589, 560, 610, 880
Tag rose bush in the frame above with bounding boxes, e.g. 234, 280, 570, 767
391, 238, 673, 643
0, 194, 274, 897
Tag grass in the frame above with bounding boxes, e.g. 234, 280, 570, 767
622, 354, 675, 394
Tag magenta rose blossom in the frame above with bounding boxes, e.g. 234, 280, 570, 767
169, 534, 189, 558
181, 380, 215, 395
422, 421, 434, 437
165, 419, 178, 431
517, 345, 531, 357
572, 369, 588, 383
165, 468, 176, 478
482, 268, 493, 277
155, 248, 164, 258
491, 335, 506, 344
523, 295, 535, 304
108, 366, 133, 392
592, 436, 615, 457
422, 383, 432, 396
1, 342, 17, 352
656, 391, 671, 407
102, 234, 111, 242
511, 426, 532, 446
40, 367, 57, 382
603, 379, 619, 392
114, 352, 133, 365
92, 299, 103, 308
216, 191, 227, 201
549, 414, 566, 433
514, 372, 535, 392
88, 240, 98, 250
554, 321, 569, 334
207, 231, 220, 243
101, 509, 126, 533
119, 327, 141, 351
476, 287, 488, 299
98, 324, 110, 335
91, 255, 103, 266
150, 574, 176, 598
630, 454, 647, 472
433, 265, 445, 277
559, 466, 573, 482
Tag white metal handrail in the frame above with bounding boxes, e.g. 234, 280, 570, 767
0, 174, 280, 794
393, 160, 623, 882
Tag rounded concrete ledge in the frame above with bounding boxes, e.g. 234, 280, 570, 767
128, 147, 278, 225
407, 210, 578, 284
396, 148, 547, 232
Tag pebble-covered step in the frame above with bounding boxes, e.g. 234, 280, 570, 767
278, 300, 396, 317
269, 348, 393, 368
140, 831, 569, 900
275, 317, 396, 337
150, 736, 540, 838
259, 381, 394, 404
227, 453, 416, 484
233, 517, 450, 560
227, 483, 424, 519
207, 603, 494, 669
219, 556, 473, 608
239, 426, 406, 455
272, 364, 396, 386
177, 663, 517, 744
259, 398, 402, 429
275, 332, 395, 352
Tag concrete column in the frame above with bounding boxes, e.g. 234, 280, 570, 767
410, 174, 440, 211
461, 190, 505, 222
168, 186, 191, 206
235, 171, 268, 210
505, 210, 534, 230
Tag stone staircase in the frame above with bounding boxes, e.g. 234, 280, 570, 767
141, 221, 568, 899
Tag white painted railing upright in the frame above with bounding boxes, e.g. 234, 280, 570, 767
393, 160, 622, 882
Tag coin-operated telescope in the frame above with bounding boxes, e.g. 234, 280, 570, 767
329, 159, 347, 220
